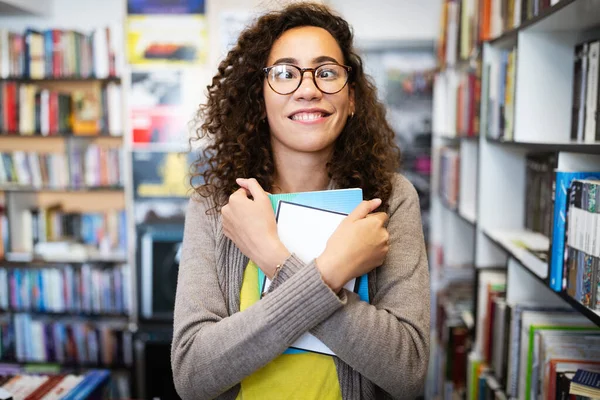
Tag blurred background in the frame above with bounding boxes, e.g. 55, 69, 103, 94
2, 0, 600, 399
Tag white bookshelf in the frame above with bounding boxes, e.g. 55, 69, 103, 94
431, 2, 600, 380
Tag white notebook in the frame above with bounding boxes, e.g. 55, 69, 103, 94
264, 201, 356, 355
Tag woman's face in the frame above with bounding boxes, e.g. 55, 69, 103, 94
263, 26, 354, 159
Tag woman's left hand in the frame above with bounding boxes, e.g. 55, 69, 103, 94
221, 178, 290, 278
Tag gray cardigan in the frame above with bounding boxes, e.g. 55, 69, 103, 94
171, 173, 430, 399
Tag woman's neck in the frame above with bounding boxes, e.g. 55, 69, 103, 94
272, 152, 331, 194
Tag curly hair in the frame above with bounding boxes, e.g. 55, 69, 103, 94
190, 2, 401, 212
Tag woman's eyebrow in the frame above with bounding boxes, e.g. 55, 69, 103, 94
271, 56, 341, 65
272, 57, 297, 64
313, 55, 339, 64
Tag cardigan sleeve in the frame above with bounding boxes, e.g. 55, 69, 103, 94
170, 195, 347, 400
309, 174, 431, 398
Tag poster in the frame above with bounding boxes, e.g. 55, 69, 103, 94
130, 70, 190, 147
127, 15, 208, 65
127, 0, 205, 14
132, 151, 199, 199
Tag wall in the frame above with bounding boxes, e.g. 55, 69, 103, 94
326, 0, 442, 44
0, 0, 123, 29
0, 0, 51, 16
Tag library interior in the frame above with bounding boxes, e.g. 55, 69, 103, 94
0, 0, 600, 399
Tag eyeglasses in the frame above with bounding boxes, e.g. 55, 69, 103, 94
263, 63, 352, 95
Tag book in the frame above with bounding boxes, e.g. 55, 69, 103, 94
258, 188, 369, 356
262, 188, 368, 301
549, 169, 600, 292
266, 201, 353, 356
570, 369, 600, 397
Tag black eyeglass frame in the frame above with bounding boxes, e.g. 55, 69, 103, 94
263, 63, 352, 95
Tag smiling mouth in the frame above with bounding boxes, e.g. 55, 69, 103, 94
289, 112, 331, 121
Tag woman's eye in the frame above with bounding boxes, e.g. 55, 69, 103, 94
317, 69, 339, 79
274, 68, 297, 80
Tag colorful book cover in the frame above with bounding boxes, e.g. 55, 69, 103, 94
572, 368, 600, 390
61, 369, 110, 400
71, 87, 102, 135
550, 171, 600, 292
127, 15, 207, 65
268, 188, 362, 215
127, 0, 205, 14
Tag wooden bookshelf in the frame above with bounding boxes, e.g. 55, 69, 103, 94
0, 134, 123, 140
0, 14, 132, 400
0, 136, 123, 154
0, 186, 124, 192
35, 191, 125, 211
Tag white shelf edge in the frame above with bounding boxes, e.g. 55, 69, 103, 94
458, 209, 476, 225
483, 228, 549, 279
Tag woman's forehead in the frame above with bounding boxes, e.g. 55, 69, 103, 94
267, 26, 344, 66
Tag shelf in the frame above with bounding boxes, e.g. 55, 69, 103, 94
436, 134, 480, 142
486, 137, 600, 154
489, 28, 518, 49
488, 0, 599, 45
0, 186, 124, 193
481, 229, 600, 326
482, 228, 549, 278
435, 265, 475, 284
439, 196, 477, 227
0, 133, 123, 140
0, 76, 121, 83
460, 209, 477, 225
508, 256, 600, 327
1, 256, 128, 265
0, 309, 129, 319
0, 360, 131, 371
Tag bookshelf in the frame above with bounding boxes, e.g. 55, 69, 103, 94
430, 0, 600, 398
0, 6, 133, 398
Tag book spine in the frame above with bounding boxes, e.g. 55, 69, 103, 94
550, 172, 571, 291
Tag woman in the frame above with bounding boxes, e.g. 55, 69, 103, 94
171, 3, 430, 399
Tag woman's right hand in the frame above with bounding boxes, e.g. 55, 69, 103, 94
315, 199, 389, 293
